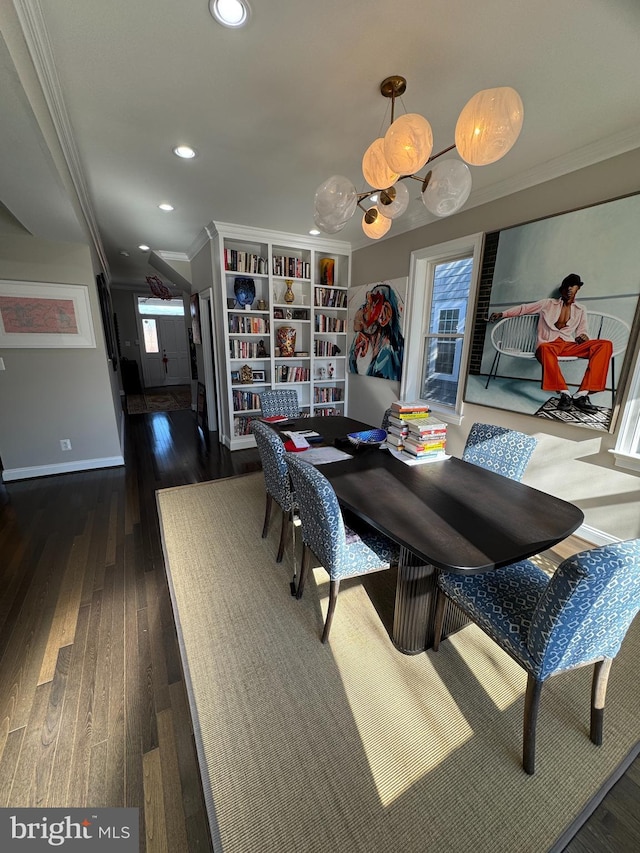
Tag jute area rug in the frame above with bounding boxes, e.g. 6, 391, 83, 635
156, 473, 640, 853
126, 386, 191, 414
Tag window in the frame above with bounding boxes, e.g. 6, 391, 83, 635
142, 318, 160, 354
402, 234, 484, 422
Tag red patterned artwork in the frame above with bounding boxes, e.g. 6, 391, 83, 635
0, 296, 79, 334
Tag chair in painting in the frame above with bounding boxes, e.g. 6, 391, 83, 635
250, 420, 295, 563
259, 389, 300, 419
432, 539, 640, 774
462, 422, 537, 482
286, 455, 399, 643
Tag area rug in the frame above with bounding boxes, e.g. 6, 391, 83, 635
535, 395, 611, 430
156, 473, 640, 853
126, 386, 192, 414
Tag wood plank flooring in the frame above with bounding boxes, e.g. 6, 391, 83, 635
0, 408, 637, 852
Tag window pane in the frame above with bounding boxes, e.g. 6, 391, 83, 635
137, 296, 185, 316
421, 337, 464, 405
142, 318, 159, 353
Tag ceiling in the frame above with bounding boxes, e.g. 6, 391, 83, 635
1, 0, 640, 289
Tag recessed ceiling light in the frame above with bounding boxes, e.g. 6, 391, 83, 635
159, 203, 174, 211
119, 250, 130, 257
139, 244, 150, 251
309, 229, 321, 236
173, 145, 197, 159
209, 0, 250, 28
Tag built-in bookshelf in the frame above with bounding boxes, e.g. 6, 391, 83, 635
209, 223, 351, 450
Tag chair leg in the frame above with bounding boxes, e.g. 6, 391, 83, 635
321, 578, 341, 644
276, 507, 289, 563
432, 588, 447, 651
296, 544, 311, 600
523, 674, 543, 775
262, 493, 273, 538
590, 657, 613, 746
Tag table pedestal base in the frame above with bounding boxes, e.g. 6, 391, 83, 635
392, 547, 470, 654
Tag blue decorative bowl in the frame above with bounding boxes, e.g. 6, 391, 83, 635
234, 277, 255, 307
347, 428, 388, 447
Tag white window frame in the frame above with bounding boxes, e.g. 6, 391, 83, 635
401, 233, 484, 424
611, 349, 640, 472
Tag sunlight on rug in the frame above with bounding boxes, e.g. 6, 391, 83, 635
157, 473, 640, 853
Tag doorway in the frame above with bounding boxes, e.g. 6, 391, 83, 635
136, 295, 191, 388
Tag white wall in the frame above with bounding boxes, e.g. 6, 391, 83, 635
350, 149, 640, 542
0, 233, 123, 479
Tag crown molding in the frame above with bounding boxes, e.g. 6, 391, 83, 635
12, 0, 110, 277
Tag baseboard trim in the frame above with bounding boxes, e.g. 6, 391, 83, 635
2, 456, 125, 481
576, 523, 620, 546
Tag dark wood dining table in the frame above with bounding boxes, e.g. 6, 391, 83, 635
271, 415, 585, 654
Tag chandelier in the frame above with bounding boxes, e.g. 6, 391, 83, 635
313, 75, 524, 240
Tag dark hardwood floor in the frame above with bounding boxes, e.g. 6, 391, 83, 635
0, 407, 637, 852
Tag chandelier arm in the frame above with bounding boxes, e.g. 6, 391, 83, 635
427, 143, 457, 164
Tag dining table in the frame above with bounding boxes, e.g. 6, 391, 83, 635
270, 415, 585, 654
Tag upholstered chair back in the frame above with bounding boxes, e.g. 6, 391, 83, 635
462, 422, 537, 481
250, 420, 294, 513
259, 389, 300, 419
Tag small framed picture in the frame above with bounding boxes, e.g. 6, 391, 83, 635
292, 309, 307, 320
230, 370, 240, 382
273, 308, 284, 319
252, 369, 266, 382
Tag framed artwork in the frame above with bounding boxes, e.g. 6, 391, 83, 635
190, 294, 202, 344
0, 280, 96, 348
464, 193, 640, 432
252, 370, 266, 382
347, 277, 407, 381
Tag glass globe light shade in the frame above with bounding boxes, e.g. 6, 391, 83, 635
362, 207, 392, 239
383, 113, 433, 175
421, 159, 472, 217
455, 86, 524, 166
313, 175, 358, 232
362, 138, 399, 190
378, 181, 410, 220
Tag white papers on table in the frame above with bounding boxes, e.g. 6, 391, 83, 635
383, 445, 450, 465
294, 446, 353, 465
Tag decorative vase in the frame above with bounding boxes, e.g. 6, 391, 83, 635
234, 277, 255, 308
283, 279, 295, 303
276, 326, 296, 357
320, 258, 335, 286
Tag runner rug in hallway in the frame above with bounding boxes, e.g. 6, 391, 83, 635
125, 386, 191, 414
156, 472, 640, 853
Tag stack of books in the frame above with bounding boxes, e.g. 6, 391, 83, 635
402, 419, 448, 461
385, 401, 432, 452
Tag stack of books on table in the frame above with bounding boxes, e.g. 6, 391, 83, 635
385, 401, 432, 452
402, 419, 448, 462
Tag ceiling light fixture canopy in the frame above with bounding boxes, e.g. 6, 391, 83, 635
313, 75, 523, 240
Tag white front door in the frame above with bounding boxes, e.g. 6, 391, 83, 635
139, 314, 191, 387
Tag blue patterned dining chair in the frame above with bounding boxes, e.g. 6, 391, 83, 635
433, 539, 640, 774
462, 422, 537, 482
286, 455, 399, 643
250, 420, 295, 563
259, 389, 300, 419
381, 407, 392, 431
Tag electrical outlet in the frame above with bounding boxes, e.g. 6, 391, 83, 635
60, 439, 72, 451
